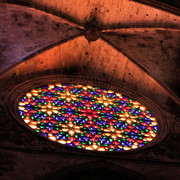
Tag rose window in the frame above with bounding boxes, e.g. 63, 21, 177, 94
18, 83, 158, 151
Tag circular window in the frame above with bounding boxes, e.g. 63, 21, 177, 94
18, 83, 158, 152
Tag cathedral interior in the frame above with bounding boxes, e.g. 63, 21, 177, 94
0, 0, 180, 179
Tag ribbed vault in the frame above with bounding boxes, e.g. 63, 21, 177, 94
0, 1, 179, 106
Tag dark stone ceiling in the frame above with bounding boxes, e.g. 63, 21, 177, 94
133, 0, 180, 15
0, 0, 179, 106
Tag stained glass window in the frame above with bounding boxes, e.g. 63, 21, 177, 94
18, 83, 158, 151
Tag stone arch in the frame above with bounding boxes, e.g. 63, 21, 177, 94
37, 161, 149, 180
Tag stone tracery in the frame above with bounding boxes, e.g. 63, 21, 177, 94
18, 83, 158, 151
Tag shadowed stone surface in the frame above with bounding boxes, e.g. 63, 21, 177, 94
101, 29, 180, 97
0, 0, 180, 29
133, 0, 180, 14
0, 4, 83, 74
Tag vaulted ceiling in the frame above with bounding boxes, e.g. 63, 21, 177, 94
0, 0, 179, 110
